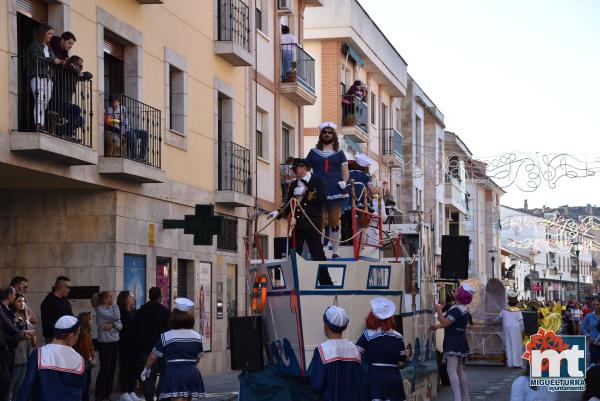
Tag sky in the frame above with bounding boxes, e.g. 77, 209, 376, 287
357, 0, 600, 210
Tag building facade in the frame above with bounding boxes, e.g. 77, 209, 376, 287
0, 0, 322, 375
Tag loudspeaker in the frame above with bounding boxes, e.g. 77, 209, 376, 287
522, 311, 539, 335
274, 237, 288, 259
440, 235, 470, 280
230, 316, 264, 370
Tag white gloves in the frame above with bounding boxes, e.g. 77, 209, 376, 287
267, 210, 279, 219
140, 367, 151, 381
338, 181, 346, 190
293, 187, 305, 196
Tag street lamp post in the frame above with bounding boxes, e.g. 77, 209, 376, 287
489, 249, 498, 279
572, 241, 581, 302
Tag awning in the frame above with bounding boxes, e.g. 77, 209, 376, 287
343, 43, 365, 67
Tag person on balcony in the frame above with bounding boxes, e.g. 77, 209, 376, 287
55, 55, 93, 140
267, 159, 330, 271
49, 31, 78, 71
106, 96, 148, 162
344, 80, 367, 102
281, 25, 297, 82
306, 122, 350, 259
25, 23, 62, 130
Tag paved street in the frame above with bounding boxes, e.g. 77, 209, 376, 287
200, 365, 586, 401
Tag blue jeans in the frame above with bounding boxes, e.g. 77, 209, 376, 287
126, 129, 149, 161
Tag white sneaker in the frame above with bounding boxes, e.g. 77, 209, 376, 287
129, 393, 141, 401
120, 393, 133, 401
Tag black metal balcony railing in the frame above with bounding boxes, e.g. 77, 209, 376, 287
217, 0, 250, 52
218, 141, 251, 194
280, 44, 315, 93
382, 128, 403, 159
341, 93, 368, 132
18, 56, 93, 146
104, 94, 162, 168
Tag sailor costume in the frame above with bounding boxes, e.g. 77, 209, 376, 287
443, 304, 471, 358
16, 316, 85, 401
356, 297, 407, 401
308, 306, 366, 401
306, 148, 348, 203
151, 298, 205, 399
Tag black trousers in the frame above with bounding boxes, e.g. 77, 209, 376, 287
138, 353, 160, 401
119, 344, 138, 393
294, 227, 326, 261
293, 227, 333, 285
95, 342, 119, 400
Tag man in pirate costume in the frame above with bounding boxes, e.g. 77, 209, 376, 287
497, 290, 524, 368
17, 315, 85, 401
308, 306, 366, 401
268, 159, 329, 262
306, 122, 350, 259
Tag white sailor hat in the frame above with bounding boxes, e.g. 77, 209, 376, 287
319, 121, 337, 131
461, 283, 476, 295
54, 315, 80, 336
370, 297, 396, 320
174, 297, 194, 312
323, 305, 349, 333
507, 290, 518, 298
355, 153, 375, 168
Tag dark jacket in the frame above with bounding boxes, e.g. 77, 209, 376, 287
134, 301, 170, 355
25, 41, 56, 80
119, 307, 136, 350
40, 292, 73, 339
278, 174, 326, 230
49, 36, 68, 60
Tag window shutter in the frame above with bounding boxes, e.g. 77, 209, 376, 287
256, 111, 263, 132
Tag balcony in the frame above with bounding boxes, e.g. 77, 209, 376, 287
99, 95, 166, 183
11, 56, 97, 165
214, 0, 253, 66
341, 93, 368, 143
381, 128, 403, 167
280, 44, 317, 106
136, 0, 164, 3
444, 176, 468, 215
216, 141, 253, 207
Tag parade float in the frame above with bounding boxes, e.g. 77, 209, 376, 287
235, 186, 439, 401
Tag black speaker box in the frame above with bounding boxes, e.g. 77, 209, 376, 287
522, 311, 539, 335
230, 316, 264, 371
440, 235, 470, 280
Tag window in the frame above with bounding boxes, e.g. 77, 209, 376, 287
252, 234, 269, 260
169, 64, 185, 133
176, 260, 188, 298
217, 216, 238, 252
371, 92, 376, 125
415, 116, 422, 167
256, 0, 263, 32
381, 103, 388, 130
367, 266, 391, 289
268, 265, 286, 289
282, 125, 293, 161
256, 110, 268, 159
315, 265, 346, 288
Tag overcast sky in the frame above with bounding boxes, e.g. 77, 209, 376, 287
357, 0, 600, 210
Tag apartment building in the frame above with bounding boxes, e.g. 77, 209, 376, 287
303, 0, 407, 202
0, 0, 321, 374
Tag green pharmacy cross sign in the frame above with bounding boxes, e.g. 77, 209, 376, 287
163, 205, 224, 246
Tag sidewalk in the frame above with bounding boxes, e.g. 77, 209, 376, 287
203, 370, 239, 400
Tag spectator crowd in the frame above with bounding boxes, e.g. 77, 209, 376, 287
0, 276, 173, 401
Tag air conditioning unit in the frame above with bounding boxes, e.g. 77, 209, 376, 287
278, 0, 293, 14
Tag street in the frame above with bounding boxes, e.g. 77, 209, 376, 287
201, 364, 585, 401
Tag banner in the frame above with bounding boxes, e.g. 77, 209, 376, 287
198, 261, 212, 352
